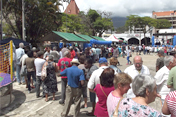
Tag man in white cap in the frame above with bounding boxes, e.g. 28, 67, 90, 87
59, 58, 85, 117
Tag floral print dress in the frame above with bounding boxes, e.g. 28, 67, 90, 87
112, 98, 162, 117
43, 62, 58, 94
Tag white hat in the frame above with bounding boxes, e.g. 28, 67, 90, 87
69, 46, 73, 49
71, 58, 80, 65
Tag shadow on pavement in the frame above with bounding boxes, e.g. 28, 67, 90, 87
0, 90, 26, 116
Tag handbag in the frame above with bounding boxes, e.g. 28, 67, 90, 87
20, 65, 27, 76
112, 98, 124, 117
41, 62, 48, 81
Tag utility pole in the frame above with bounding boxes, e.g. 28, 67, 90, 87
1, 0, 3, 40
22, 0, 26, 41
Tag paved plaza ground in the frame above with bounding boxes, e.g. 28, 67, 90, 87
0, 53, 162, 117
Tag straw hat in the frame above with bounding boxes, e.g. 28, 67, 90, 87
71, 58, 80, 65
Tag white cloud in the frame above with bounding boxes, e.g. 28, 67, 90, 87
61, 0, 176, 17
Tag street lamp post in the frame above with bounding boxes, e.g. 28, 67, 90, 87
22, 0, 26, 41
1, 0, 2, 40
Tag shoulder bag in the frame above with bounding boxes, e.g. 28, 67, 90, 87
41, 62, 48, 81
20, 65, 27, 76
100, 85, 107, 97
112, 98, 124, 117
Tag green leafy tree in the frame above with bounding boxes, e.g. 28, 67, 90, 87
125, 15, 171, 45
78, 9, 114, 36
60, 13, 82, 33
94, 17, 113, 37
116, 26, 128, 33
2, 0, 62, 46
151, 19, 171, 29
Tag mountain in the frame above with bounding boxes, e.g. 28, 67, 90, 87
111, 16, 127, 29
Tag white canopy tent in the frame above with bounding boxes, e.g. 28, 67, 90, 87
105, 34, 123, 42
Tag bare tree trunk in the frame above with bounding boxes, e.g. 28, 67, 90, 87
2, 13, 19, 38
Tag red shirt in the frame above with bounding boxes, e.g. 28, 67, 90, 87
94, 84, 115, 117
70, 50, 75, 59
57, 57, 72, 78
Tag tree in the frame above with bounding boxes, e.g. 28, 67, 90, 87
125, 15, 171, 45
94, 17, 113, 37
116, 26, 128, 33
78, 9, 114, 36
151, 19, 171, 29
2, 0, 62, 46
60, 13, 82, 33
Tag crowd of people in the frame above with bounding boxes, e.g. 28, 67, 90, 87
13, 42, 176, 117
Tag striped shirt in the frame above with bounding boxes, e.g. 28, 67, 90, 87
166, 91, 176, 116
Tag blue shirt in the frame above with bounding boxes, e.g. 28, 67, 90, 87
95, 48, 101, 55
118, 47, 122, 53
15, 47, 25, 65
60, 66, 85, 88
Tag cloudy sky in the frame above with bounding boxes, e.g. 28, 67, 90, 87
61, 0, 176, 17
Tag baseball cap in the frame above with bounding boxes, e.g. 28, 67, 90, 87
99, 57, 107, 64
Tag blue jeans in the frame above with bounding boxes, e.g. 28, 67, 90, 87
16, 65, 25, 83
143, 50, 146, 55
127, 56, 131, 64
27, 71, 36, 91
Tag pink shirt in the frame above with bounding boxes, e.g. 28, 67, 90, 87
94, 84, 114, 117
106, 91, 120, 117
165, 91, 176, 116
57, 57, 72, 78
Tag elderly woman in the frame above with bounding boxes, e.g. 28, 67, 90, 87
94, 68, 115, 117
109, 57, 121, 73
113, 74, 162, 117
43, 55, 58, 102
107, 72, 132, 117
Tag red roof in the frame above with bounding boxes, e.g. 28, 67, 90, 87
153, 11, 176, 16
64, 0, 80, 15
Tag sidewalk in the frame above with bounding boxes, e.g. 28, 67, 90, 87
0, 54, 162, 117
0, 76, 95, 117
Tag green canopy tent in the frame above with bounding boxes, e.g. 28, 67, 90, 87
41, 31, 88, 42
75, 34, 93, 42
90, 36, 105, 41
